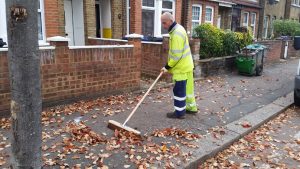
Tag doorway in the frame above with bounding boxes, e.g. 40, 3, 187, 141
95, 0, 112, 38
64, 0, 85, 46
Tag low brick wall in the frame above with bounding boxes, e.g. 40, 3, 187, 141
0, 42, 140, 114
88, 37, 128, 45
257, 40, 284, 63
141, 42, 166, 78
0, 50, 10, 113
140, 37, 200, 80
288, 40, 300, 58
194, 56, 236, 78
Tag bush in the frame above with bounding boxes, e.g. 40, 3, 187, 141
194, 24, 253, 59
235, 28, 253, 50
273, 20, 300, 37
194, 23, 223, 59
222, 31, 238, 56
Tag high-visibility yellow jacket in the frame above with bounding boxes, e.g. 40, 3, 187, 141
167, 23, 194, 81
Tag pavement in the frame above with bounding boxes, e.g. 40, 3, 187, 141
0, 58, 298, 168
201, 106, 300, 168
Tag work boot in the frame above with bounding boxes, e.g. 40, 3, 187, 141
166, 112, 185, 119
186, 110, 198, 115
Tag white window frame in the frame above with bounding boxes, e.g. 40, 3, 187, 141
160, 0, 176, 35
0, 0, 46, 46
140, 0, 175, 37
38, 0, 47, 45
250, 12, 256, 36
191, 4, 202, 35
242, 12, 249, 27
205, 6, 214, 24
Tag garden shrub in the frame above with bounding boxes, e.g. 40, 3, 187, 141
194, 23, 223, 59
194, 24, 253, 59
273, 20, 300, 37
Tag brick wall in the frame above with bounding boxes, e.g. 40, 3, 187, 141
44, 0, 65, 37
84, 0, 96, 42
111, 0, 125, 39
0, 51, 10, 113
129, 0, 142, 34
175, 0, 183, 24
288, 40, 300, 57
257, 40, 284, 63
141, 42, 166, 78
0, 43, 140, 114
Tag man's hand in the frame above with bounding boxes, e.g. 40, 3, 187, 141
161, 67, 168, 73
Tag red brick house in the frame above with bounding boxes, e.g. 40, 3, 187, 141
230, 0, 261, 38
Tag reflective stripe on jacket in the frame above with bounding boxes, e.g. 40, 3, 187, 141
168, 24, 194, 80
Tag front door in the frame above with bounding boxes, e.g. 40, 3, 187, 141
64, 0, 74, 45
64, 0, 85, 46
231, 8, 241, 32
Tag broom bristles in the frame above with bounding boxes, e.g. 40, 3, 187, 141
107, 120, 141, 135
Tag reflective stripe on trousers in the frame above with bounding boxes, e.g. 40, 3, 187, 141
173, 80, 186, 116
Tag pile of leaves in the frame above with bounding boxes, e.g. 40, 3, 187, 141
65, 122, 107, 145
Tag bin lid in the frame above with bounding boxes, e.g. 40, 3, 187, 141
245, 44, 267, 50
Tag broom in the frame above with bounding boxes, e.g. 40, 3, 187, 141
108, 72, 164, 135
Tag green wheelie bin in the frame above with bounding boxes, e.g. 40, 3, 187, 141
235, 44, 266, 76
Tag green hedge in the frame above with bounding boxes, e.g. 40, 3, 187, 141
194, 23, 253, 59
273, 20, 300, 37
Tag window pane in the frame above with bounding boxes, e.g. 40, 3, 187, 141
205, 8, 212, 21
243, 13, 248, 24
192, 6, 200, 21
142, 0, 154, 7
251, 13, 256, 25
192, 22, 199, 36
142, 9, 154, 36
162, 0, 172, 9
38, 13, 43, 40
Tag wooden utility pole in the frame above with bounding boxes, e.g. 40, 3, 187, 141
6, 0, 42, 168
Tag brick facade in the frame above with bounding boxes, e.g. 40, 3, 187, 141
84, 0, 96, 43
111, 0, 125, 39
175, 0, 183, 24
129, 0, 142, 34
241, 7, 260, 37
44, 0, 65, 37
183, 0, 219, 35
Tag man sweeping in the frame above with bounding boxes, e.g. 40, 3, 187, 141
161, 12, 198, 119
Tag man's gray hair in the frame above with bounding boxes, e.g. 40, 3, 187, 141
161, 12, 174, 22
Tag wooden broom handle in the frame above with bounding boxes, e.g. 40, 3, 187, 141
123, 71, 164, 126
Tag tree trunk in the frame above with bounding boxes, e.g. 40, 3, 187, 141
6, 0, 42, 168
